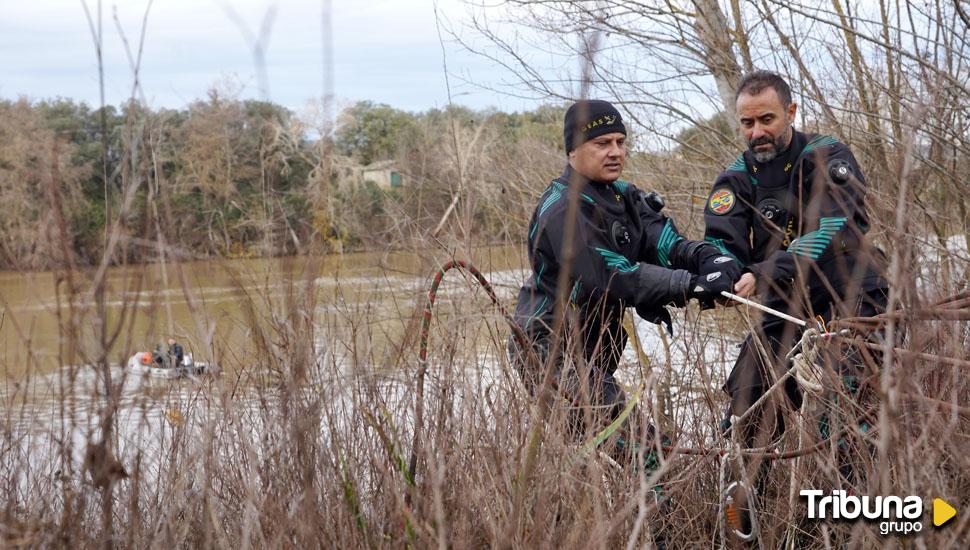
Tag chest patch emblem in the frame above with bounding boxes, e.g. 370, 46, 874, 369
708, 188, 736, 215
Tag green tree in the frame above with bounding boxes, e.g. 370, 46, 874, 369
335, 101, 417, 165
36, 99, 124, 205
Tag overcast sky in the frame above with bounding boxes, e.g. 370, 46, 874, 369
0, 0, 545, 113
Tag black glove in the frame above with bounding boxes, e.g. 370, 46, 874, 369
698, 254, 741, 286
689, 270, 734, 309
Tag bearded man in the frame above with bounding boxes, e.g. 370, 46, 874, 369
704, 70, 889, 541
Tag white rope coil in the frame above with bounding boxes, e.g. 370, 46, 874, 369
791, 328, 825, 396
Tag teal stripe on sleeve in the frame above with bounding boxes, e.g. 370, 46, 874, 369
802, 135, 838, 154
595, 247, 640, 273
656, 219, 685, 267
727, 154, 746, 173
704, 236, 741, 264
787, 217, 847, 259
538, 181, 566, 217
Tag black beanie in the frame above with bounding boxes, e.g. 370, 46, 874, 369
563, 99, 627, 153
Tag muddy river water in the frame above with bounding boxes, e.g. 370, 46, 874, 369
0, 245, 528, 380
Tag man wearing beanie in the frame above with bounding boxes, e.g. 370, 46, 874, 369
508, 99, 741, 475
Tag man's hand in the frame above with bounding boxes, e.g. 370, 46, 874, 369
732, 272, 757, 298
695, 254, 741, 309
698, 255, 741, 285
689, 270, 734, 309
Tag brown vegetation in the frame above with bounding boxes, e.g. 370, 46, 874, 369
2, 1, 969, 548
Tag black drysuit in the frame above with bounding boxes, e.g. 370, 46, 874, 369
169, 342, 185, 366
509, 165, 726, 436
703, 129, 888, 432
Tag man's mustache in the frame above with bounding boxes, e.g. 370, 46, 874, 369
749, 136, 773, 147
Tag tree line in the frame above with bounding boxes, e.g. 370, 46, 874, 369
0, 94, 572, 270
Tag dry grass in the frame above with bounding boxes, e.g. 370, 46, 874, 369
1, 229, 969, 549
3, 3, 968, 542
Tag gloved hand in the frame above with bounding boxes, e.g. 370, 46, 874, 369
698, 254, 741, 286
689, 270, 734, 309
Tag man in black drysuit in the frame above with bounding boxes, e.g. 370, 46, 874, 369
508, 99, 741, 470
167, 338, 185, 368
704, 71, 889, 540
152, 344, 166, 368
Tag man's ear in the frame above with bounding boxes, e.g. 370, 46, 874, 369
787, 102, 798, 124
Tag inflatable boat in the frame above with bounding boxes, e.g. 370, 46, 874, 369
125, 351, 214, 379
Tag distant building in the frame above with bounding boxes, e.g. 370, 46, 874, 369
361, 160, 404, 189
330, 157, 405, 191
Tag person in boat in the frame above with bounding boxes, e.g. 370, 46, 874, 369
507, 99, 741, 471
167, 338, 184, 368
152, 343, 166, 368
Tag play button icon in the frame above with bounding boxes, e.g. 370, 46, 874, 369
933, 498, 957, 527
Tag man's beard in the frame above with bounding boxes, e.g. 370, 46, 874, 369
748, 131, 789, 163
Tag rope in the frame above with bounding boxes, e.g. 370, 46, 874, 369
790, 328, 825, 396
